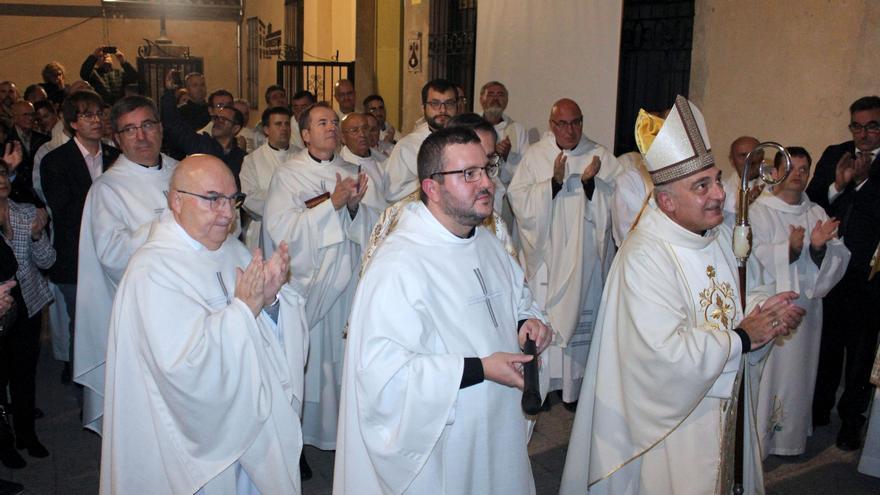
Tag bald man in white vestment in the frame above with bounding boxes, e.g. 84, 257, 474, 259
334, 127, 551, 495
749, 148, 849, 457
722, 136, 764, 228
263, 102, 380, 451
340, 112, 389, 211
100, 155, 308, 494
559, 97, 805, 495
508, 98, 622, 405
74, 96, 178, 434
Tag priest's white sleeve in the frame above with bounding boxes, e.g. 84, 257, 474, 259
383, 140, 419, 203
264, 171, 347, 283
87, 183, 154, 283
344, 259, 463, 494
506, 153, 552, 279
240, 154, 265, 220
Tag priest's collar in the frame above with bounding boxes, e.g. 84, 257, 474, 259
268, 143, 289, 152
643, 204, 719, 249
553, 135, 595, 155
414, 202, 479, 244
757, 192, 810, 214
344, 146, 370, 159
131, 154, 163, 170
169, 216, 207, 251
308, 151, 335, 164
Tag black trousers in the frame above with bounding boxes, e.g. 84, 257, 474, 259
0, 308, 42, 443
812, 280, 880, 425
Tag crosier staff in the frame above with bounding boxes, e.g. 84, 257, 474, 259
730, 142, 792, 494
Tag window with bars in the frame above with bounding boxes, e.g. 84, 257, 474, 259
428, 0, 477, 112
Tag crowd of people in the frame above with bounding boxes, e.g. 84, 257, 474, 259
0, 53, 878, 495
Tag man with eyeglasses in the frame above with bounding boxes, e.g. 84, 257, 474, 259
806, 95, 880, 451
72, 95, 178, 435
161, 72, 246, 189
264, 102, 380, 455
508, 98, 622, 410
479, 81, 530, 187
335, 126, 551, 495
100, 154, 308, 494
340, 113, 388, 210
448, 113, 508, 221
385, 78, 459, 202
240, 106, 299, 250
41, 90, 120, 383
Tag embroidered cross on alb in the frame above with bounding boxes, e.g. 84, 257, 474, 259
472, 268, 499, 328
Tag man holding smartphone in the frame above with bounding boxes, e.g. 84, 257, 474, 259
79, 46, 139, 105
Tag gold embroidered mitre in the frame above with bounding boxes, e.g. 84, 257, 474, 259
637, 95, 715, 186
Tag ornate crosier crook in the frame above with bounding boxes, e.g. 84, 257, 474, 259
731, 142, 791, 495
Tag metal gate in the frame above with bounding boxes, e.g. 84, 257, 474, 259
137, 56, 204, 105
428, 0, 477, 112
614, 0, 694, 155
276, 61, 355, 104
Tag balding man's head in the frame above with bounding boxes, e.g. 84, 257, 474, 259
728, 136, 761, 179
549, 98, 584, 150
169, 155, 240, 251
341, 113, 370, 157
334, 79, 356, 114
11, 100, 35, 132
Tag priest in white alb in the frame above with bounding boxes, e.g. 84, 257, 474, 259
100, 155, 308, 494
748, 147, 849, 457
507, 98, 621, 405
479, 81, 530, 186
74, 96, 178, 434
559, 96, 806, 495
340, 112, 389, 211
334, 127, 551, 494
240, 105, 299, 250
263, 102, 380, 451
610, 150, 652, 247
384, 79, 458, 202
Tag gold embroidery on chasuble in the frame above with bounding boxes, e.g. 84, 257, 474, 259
699, 265, 736, 331
696, 265, 740, 494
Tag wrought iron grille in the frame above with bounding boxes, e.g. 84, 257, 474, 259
614, 0, 694, 155
428, 0, 477, 112
276, 61, 355, 104
137, 57, 204, 104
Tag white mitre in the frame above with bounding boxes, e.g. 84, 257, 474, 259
635, 95, 715, 186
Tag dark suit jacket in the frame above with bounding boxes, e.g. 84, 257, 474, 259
806, 140, 880, 292
160, 90, 245, 188
40, 138, 119, 284
6, 129, 49, 206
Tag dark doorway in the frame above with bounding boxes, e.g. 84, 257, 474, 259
428, 0, 477, 112
614, 0, 694, 155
